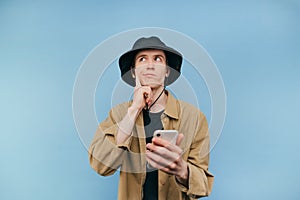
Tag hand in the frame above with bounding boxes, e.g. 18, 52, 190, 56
131, 75, 153, 111
146, 134, 189, 182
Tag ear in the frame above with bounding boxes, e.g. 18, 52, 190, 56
165, 66, 170, 77
131, 67, 135, 78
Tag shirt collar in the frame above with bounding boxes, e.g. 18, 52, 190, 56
164, 90, 179, 119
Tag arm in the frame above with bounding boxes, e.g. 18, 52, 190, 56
88, 103, 144, 176
145, 112, 214, 198
117, 74, 153, 145
177, 112, 214, 198
88, 107, 128, 176
89, 76, 153, 176
116, 105, 141, 145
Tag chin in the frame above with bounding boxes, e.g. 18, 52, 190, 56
143, 82, 164, 89
141, 78, 165, 88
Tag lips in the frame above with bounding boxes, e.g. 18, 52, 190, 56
143, 73, 156, 77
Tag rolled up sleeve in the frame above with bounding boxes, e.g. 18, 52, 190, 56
175, 112, 214, 198
89, 108, 133, 176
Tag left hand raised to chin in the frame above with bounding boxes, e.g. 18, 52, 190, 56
146, 133, 189, 184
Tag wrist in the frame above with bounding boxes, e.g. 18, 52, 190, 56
176, 162, 189, 184
129, 104, 143, 115
177, 170, 188, 181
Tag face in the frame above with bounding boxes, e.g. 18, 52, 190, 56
133, 49, 169, 88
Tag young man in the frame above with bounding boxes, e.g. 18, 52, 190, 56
89, 36, 214, 200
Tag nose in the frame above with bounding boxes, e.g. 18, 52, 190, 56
146, 59, 156, 69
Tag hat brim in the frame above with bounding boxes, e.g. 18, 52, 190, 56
119, 45, 182, 87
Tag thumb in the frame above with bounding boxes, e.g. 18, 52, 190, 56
176, 133, 184, 146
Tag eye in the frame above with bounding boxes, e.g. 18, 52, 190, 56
138, 57, 146, 62
154, 56, 162, 62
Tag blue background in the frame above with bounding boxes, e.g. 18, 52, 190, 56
1, 0, 299, 199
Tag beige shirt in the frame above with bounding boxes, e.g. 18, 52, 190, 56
89, 91, 214, 200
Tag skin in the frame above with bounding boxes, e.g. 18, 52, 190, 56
116, 49, 189, 186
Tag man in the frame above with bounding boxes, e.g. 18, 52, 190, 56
89, 36, 214, 200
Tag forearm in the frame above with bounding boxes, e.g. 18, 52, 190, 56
89, 124, 125, 176
182, 162, 214, 197
116, 106, 141, 145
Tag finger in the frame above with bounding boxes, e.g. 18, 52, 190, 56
146, 154, 180, 176
160, 167, 175, 175
146, 155, 164, 170
152, 136, 170, 146
135, 73, 141, 87
152, 136, 183, 154
146, 151, 181, 176
146, 143, 180, 162
145, 87, 153, 104
146, 150, 177, 170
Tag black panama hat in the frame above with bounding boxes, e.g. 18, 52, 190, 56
119, 36, 183, 86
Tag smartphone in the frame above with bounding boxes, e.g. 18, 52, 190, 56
147, 130, 179, 170
153, 130, 178, 145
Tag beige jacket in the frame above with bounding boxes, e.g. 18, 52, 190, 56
89, 91, 214, 200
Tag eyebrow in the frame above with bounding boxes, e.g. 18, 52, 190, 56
135, 54, 148, 60
135, 53, 166, 60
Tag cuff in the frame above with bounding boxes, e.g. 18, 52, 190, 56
174, 164, 190, 193
116, 134, 133, 151
175, 163, 214, 198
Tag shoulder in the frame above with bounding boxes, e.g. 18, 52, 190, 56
175, 100, 208, 129
165, 90, 206, 122
177, 100, 205, 117
111, 101, 131, 112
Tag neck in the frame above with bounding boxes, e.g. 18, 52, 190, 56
149, 86, 167, 113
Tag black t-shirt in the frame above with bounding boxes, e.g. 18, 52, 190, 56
142, 109, 164, 200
